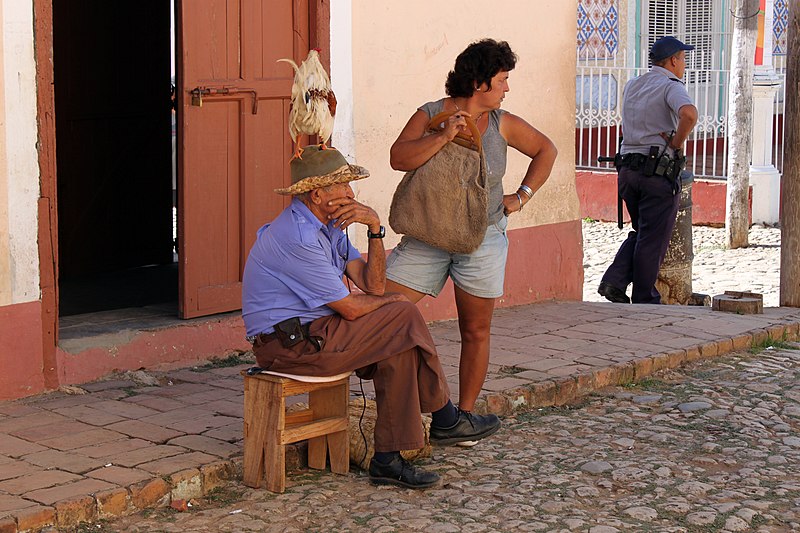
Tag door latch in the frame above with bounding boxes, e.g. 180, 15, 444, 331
189, 87, 259, 114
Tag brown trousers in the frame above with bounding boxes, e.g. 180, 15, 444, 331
253, 301, 450, 452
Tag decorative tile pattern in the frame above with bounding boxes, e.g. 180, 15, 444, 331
773, 0, 788, 55
577, 0, 619, 60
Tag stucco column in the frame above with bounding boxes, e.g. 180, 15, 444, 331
749, 0, 782, 225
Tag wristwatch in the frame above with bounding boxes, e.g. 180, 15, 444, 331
367, 225, 385, 239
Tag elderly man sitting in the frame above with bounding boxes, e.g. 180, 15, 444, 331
242, 146, 501, 489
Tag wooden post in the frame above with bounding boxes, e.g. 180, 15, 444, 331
780, 0, 800, 306
725, 0, 760, 249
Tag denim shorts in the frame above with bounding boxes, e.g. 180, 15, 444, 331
386, 216, 509, 299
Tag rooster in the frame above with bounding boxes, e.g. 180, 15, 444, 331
278, 48, 337, 160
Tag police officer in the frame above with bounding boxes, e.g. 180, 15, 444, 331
598, 36, 699, 304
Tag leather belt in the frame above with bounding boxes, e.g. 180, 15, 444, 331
246, 332, 276, 347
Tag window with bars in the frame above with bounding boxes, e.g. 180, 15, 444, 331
643, 0, 726, 71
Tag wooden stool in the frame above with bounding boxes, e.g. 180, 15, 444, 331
242, 370, 350, 493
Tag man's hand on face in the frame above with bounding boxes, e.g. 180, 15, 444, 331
327, 197, 380, 233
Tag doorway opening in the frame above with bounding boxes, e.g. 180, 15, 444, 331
53, 1, 178, 339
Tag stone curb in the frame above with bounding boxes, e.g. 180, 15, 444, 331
475, 322, 799, 416
0, 460, 242, 532
2, 322, 798, 531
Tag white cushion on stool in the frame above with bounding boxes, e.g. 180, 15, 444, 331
259, 370, 352, 383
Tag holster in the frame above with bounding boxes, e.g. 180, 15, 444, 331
273, 317, 324, 352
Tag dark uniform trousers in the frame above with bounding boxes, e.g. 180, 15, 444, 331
601, 166, 680, 304
252, 300, 450, 452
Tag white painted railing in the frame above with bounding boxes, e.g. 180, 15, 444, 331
576, 50, 786, 179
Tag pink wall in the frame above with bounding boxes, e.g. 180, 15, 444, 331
577, 171, 752, 226
0, 301, 47, 400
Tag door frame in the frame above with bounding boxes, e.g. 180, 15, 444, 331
34, 0, 330, 381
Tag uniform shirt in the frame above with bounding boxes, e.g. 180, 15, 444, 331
241, 197, 360, 336
620, 66, 693, 156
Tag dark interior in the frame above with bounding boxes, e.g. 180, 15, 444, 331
53, 1, 176, 319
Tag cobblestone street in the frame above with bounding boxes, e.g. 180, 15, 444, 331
90, 343, 800, 532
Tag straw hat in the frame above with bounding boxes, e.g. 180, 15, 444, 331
274, 145, 369, 195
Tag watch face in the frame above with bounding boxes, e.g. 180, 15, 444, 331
368, 226, 385, 238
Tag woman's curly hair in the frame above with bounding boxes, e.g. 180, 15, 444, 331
445, 39, 518, 98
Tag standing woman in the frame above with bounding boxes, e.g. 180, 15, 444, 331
386, 39, 557, 416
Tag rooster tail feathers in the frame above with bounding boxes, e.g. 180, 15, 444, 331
276, 58, 300, 74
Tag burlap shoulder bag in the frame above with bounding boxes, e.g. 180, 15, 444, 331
389, 111, 488, 254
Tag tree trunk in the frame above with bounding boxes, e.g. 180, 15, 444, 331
780, 0, 800, 306
725, 0, 760, 249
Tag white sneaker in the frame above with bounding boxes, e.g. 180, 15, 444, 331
456, 440, 479, 447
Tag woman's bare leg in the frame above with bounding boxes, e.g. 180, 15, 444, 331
453, 285, 496, 411
385, 279, 426, 303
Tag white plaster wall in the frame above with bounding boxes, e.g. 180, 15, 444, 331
339, 1, 579, 250
0, 0, 40, 304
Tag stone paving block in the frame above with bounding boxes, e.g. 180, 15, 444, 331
575, 356, 615, 368
0, 412, 69, 436
546, 364, 591, 378
202, 399, 243, 418
168, 415, 240, 434
91, 400, 161, 419
0, 404, 41, 417
141, 382, 210, 399
137, 452, 219, 476
0, 460, 42, 482
121, 395, 188, 413
14, 505, 56, 532
110, 445, 186, 468
529, 380, 558, 407
170, 468, 202, 501
52, 405, 126, 426
567, 342, 624, 357
731, 334, 753, 351
27, 394, 95, 410
683, 346, 702, 363
484, 393, 510, 415
516, 358, 573, 373
715, 338, 734, 355
104, 420, 184, 443
0, 517, 16, 533
167, 435, 240, 458
170, 388, 236, 406
209, 377, 244, 391
0, 470, 79, 495
24, 478, 115, 507
201, 423, 242, 443
21, 450, 106, 475
0, 494, 37, 514
553, 377, 579, 405
163, 369, 220, 384
201, 460, 236, 493
86, 465, 152, 486
698, 341, 719, 359
633, 357, 656, 380
38, 428, 126, 451
129, 478, 170, 510
95, 487, 129, 518
10, 420, 96, 443
138, 405, 211, 427
71, 438, 153, 460
503, 387, 532, 412
592, 365, 621, 389
766, 324, 788, 340
514, 369, 551, 382
481, 376, 533, 393
54, 495, 95, 528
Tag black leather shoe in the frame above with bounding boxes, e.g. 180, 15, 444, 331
429, 409, 501, 446
598, 282, 630, 303
369, 456, 440, 489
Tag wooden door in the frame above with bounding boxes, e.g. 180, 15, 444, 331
178, 0, 312, 318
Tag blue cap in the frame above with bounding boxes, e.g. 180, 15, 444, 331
650, 36, 694, 62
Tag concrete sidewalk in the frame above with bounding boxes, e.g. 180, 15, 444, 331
2, 301, 800, 531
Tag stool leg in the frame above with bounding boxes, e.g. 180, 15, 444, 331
243, 377, 268, 488
309, 380, 349, 475
263, 380, 287, 493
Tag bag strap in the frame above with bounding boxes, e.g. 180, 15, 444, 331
426, 111, 483, 153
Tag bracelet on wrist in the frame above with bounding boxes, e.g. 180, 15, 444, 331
518, 184, 534, 199
515, 192, 523, 211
